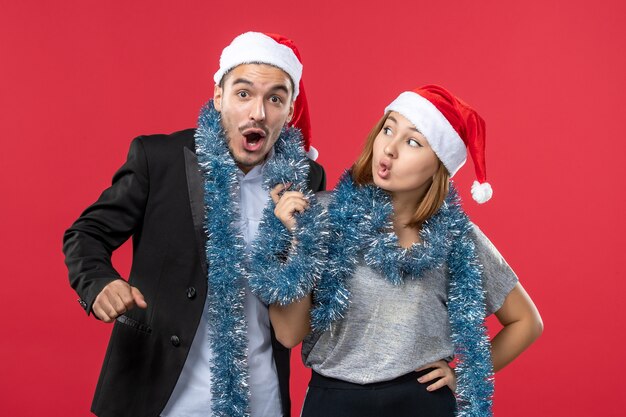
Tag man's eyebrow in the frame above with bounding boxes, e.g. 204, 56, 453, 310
230, 78, 290, 96
269, 84, 290, 95
231, 78, 253, 86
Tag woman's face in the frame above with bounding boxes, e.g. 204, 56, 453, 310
372, 112, 440, 199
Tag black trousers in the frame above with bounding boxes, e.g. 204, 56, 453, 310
300, 369, 457, 417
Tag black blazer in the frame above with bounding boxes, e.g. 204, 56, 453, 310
63, 128, 326, 417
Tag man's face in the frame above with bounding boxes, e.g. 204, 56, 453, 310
214, 63, 295, 173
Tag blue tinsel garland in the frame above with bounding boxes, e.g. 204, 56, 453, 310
312, 172, 494, 417
248, 124, 328, 306
194, 100, 325, 416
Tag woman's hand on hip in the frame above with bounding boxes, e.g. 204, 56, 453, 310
416, 360, 457, 393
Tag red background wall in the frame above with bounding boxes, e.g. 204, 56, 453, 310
1, 1, 624, 415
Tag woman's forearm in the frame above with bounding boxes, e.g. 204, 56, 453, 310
269, 294, 312, 349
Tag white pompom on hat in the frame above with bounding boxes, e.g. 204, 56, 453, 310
213, 31, 317, 158
385, 85, 493, 203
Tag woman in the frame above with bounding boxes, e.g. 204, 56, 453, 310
261, 85, 543, 417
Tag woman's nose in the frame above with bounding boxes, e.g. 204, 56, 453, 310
384, 141, 397, 158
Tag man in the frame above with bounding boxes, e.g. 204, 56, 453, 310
63, 32, 325, 417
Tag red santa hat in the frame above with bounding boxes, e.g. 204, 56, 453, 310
384, 85, 493, 203
213, 32, 316, 159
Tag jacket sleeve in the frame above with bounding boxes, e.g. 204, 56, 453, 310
63, 137, 150, 316
308, 160, 327, 192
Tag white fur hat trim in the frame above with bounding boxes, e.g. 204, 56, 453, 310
213, 32, 302, 99
385, 92, 467, 177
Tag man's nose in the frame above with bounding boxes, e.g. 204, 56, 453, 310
249, 98, 266, 122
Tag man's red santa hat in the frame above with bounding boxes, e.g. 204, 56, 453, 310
385, 85, 493, 203
213, 32, 317, 160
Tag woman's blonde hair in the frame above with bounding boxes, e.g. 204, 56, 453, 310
351, 112, 450, 228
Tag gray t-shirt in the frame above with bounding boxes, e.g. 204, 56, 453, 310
302, 223, 518, 384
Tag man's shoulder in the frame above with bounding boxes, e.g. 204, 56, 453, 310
307, 158, 324, 176
136, 128, 196, 148
306, 158, 326, 191
131, 128, 197, 163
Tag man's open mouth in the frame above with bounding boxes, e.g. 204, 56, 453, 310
242, 129, 267, 152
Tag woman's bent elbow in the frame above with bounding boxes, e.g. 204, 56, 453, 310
275, 332, 303, 349
532, 314, 544, 340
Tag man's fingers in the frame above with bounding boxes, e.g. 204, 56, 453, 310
93, 279, 145, 322
104, 283, 133, 316
92, 304, 113, 323
93, 292, 120, 321
132, 286, 148, 309
110, 293, 130, 315
103, 299, 124, 320
117, 287, 135, 309
94, 300, 116, 321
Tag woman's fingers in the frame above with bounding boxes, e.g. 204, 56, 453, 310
416, 360, 445, 373
425, 376, 450, 392
278, 190, 307, 201
416, 360, 456, 392
272, 187, 309, 231
417, 368, 444, 383
275, 193, 309, 213
275, 198, 309, 222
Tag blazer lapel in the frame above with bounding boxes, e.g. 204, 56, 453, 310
184, 146, 208, 275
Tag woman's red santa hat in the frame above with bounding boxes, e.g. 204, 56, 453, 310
385, 84, 493, 203
213, 32, 317, 160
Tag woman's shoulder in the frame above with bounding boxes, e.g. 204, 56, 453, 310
314, 190, 333, 209
466, 222, 519, 314
467, 222, 502, 255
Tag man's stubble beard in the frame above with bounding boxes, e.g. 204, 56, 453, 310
223, 126, 269, 170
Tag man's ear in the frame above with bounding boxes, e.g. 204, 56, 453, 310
213, 84, 223, 111
286, 100, 295, 124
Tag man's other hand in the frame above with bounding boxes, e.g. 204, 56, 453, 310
92, 279, 147, 322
